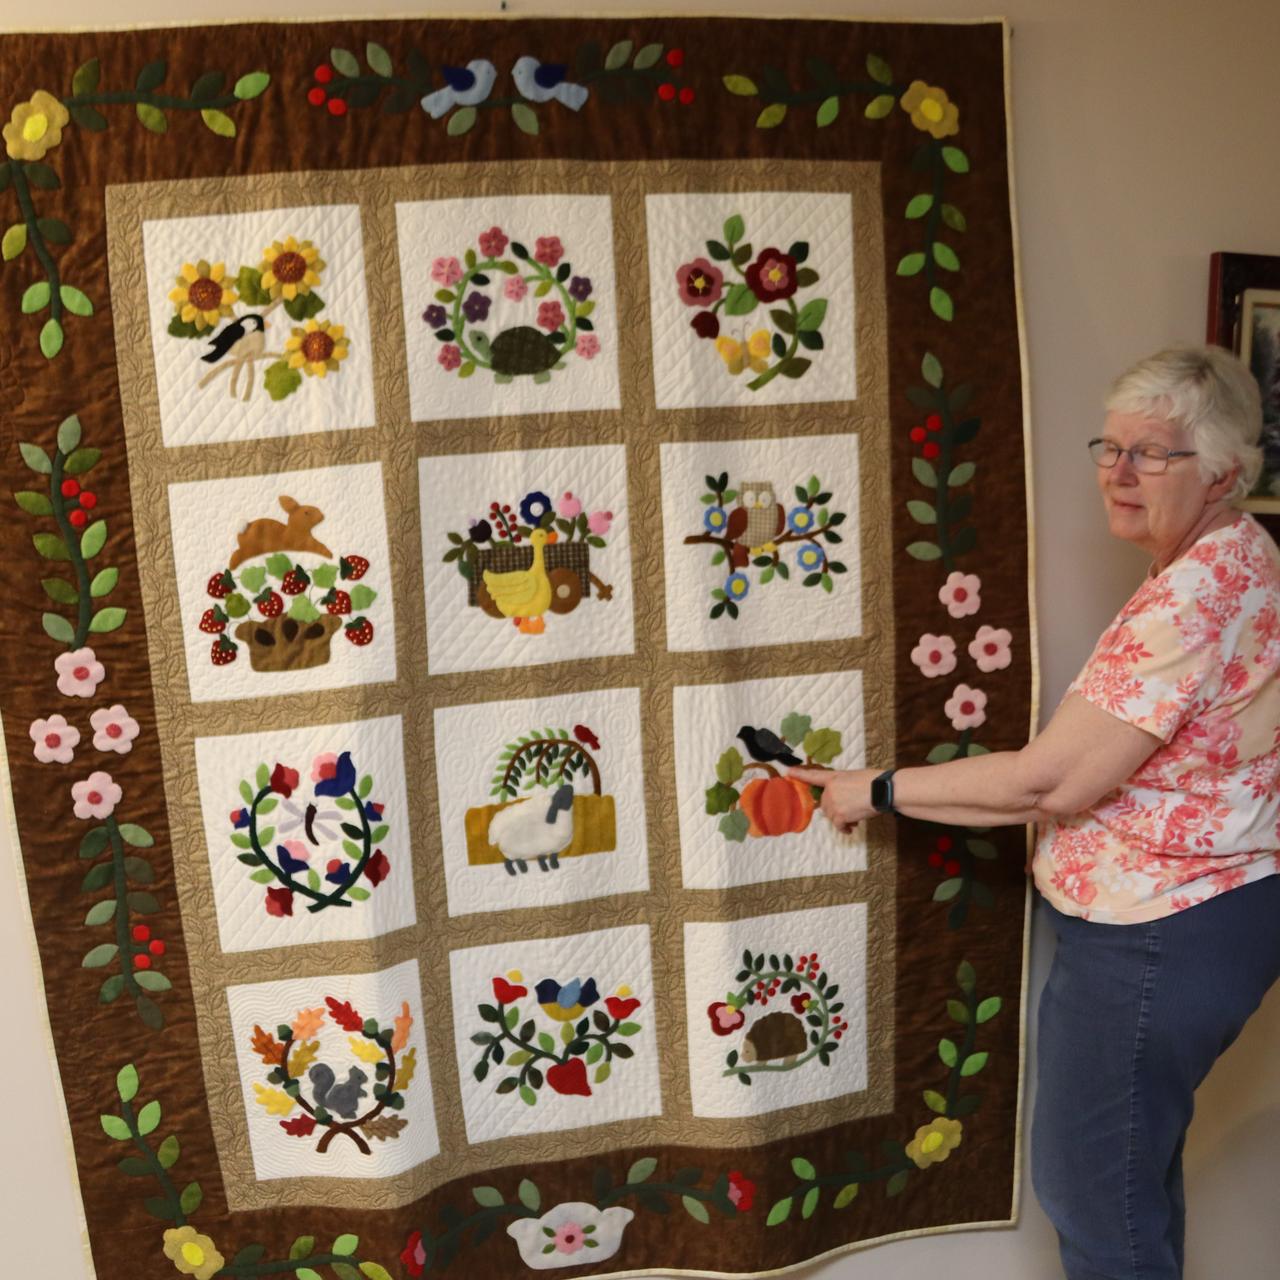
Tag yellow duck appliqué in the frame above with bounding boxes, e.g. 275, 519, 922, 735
482, 526, 557, 634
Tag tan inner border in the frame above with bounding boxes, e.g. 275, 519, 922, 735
105, 157, 894, 1212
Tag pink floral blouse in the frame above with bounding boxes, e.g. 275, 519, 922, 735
1034, 513, 1280, 924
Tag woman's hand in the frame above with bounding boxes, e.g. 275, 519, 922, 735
786, 767, 879, 833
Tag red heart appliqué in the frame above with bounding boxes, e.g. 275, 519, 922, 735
546, 1057, 593, 1097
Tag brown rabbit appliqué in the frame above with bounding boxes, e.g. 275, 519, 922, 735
229, 495, 332, 570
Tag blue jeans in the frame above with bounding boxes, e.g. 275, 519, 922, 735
1031, 875, 1280, 1278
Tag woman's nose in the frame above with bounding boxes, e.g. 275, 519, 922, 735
1110, 450, 1140, 481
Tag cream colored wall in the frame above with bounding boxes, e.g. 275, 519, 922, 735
3, 1, 1280, 1276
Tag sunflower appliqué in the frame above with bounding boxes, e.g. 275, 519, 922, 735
166, 234, 349, 403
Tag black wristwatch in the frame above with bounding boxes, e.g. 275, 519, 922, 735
870, 768, 898, 816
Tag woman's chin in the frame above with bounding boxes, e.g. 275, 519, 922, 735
1106, 503, 1147, 538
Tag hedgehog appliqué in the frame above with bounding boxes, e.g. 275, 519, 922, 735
740, 1010, 808, 1064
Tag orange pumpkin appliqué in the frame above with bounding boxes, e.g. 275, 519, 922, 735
737, 775, 815, 836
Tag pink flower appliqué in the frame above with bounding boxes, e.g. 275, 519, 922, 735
938, 572, 981, 619
504, 275, 528, 303
72, 770, 121, 820
910, 633, 957, 677
944, 683, 987, 731
587, 510, 613, 536
552, 1222, 586, 1255
477, 225, 508, 257
558, 491, 582, 519
537, 300, 565, 332
55, 646, 105, 698
437, 344, 462, 371
90, 704, 140, 754
29, 714, 80, 764
534, 236, 564, 267
278, 839, 311, 867
430, 256, 463, 286
968, 625, 1012, 672
575, 333, 600, 360
311, 752, 339, 782
675, 257, 725, 307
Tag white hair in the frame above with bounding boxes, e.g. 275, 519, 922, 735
1104, 345, 1263, 502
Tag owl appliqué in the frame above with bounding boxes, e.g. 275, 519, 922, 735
725, 482, 785, 568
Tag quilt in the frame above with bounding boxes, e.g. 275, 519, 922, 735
0, 14, 1033, 1279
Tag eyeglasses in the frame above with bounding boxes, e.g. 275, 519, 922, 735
1087, 438, 1198, 475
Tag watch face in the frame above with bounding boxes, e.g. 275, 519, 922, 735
871, 777, 890, 811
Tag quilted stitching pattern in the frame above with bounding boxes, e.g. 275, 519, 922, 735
447, 924, 661, 1144
194, 715, 416, 952
396, 195, 621, 423
419, 445, 635, 675
673, 670, 867, 890
168, 461, 397, 702
660, 434, 864, 652
225, 959, 438, 1184
646, 191, 857, 410
142, 205, 377, 446
683, 904, 867, 1118
433, 685, 650, 917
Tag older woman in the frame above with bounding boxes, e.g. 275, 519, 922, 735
788, 345, 1280, 1279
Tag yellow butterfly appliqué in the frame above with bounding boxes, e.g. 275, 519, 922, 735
716, 328, 772, 376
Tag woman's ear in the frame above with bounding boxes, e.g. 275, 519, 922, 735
1208, 464, 1241, 503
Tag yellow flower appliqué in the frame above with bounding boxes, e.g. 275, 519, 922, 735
169, 260, 237, 331
285, 318, 349, 378
162, 1226, 225, 1280
905, 1116, 963, 1168
3, 89, 70, 161
899, 80, 961, 139
260, 236, 325, 302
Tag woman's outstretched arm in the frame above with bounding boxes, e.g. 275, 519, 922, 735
787, 693, 1162, 832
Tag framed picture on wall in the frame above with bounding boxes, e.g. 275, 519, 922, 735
1206, 252, 1280, 513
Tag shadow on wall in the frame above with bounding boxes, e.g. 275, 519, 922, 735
1186, 982, 1280, 1274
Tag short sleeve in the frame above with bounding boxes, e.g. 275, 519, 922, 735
1069, 566, 1229, 743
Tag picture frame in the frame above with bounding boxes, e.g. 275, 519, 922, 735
1206, 252, 1280, 514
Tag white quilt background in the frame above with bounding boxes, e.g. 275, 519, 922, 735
142, 204, 376, 446
433, 685, 650, 917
